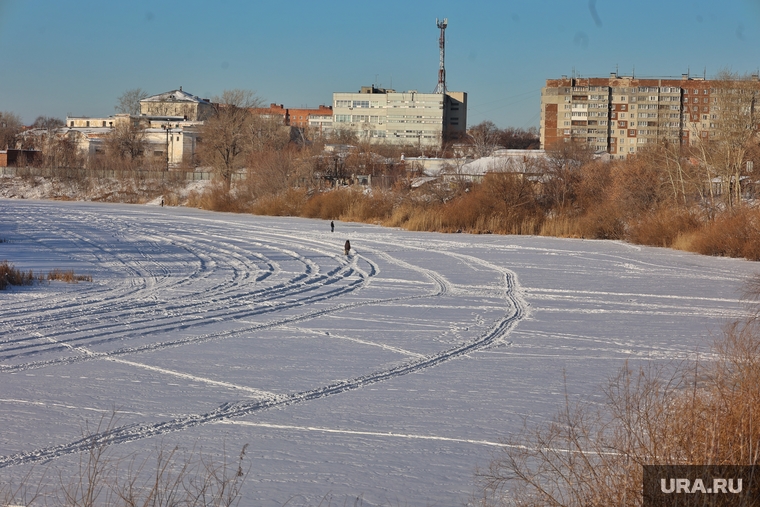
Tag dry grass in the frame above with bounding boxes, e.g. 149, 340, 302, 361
301, 187, 357, 220
0, 413, 250, 507
0, 260, 92, 290
626, 206, 702, 248
538, 215, 584, 238
47, 269, 93, 283
476, 274, 760, 507
0, 260, 35, 290
249, 188, 309, 216
688, 207, 760, 260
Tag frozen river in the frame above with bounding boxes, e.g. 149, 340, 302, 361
0, 200, 755, 506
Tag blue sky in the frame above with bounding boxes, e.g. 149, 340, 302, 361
1, 0, 759, 129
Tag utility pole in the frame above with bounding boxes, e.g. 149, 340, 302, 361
164, 120, 170, 171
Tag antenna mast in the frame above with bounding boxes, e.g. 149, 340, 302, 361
434, 18, 448, 94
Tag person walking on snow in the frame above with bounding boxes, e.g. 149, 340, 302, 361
344, 240, 351, 255
331, 221, 334, 233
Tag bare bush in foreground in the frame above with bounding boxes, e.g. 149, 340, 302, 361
476, 273, 760, 506
1, 414, 250, 507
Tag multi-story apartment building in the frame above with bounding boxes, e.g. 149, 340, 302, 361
331, 86, 467, 148
540, 73, 757, 159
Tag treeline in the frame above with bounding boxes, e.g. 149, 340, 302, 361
188, 137, 760, 261
5, 81, 760, 261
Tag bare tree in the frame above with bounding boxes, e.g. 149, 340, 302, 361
198, 89, 263, 192
105, 122, 146, 162
496, 126, 540, 150
31, 115, 64, 129
689, 71, 760, 208
115, 88, 149, 115
539, 142, 595, 212
469, 120, 501, 157
0, 111, 23, 149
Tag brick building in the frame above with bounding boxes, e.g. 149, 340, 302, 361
540, 72, 759, 159
252, 104, 333, 134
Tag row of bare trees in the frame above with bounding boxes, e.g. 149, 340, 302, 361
467, 121, 540, 157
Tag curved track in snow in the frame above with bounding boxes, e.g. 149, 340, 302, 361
0, 201, 526, 469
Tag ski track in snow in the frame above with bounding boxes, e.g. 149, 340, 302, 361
0, 202, 524, 469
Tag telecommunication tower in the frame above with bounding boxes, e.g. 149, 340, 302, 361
434, 18, 448, 94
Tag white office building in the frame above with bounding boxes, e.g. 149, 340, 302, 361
332, 86, 466, 148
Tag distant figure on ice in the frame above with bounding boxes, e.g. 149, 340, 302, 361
344, 240, 351, 256
161, 197, 164, 207
331, 221, 334, 233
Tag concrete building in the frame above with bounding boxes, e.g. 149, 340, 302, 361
139, 88, 214, 121
58, 114, 202, 167
331, 86, 467, 148
307, 109, 333, 137
540, 72, 759, 159
67, 114, 131, 128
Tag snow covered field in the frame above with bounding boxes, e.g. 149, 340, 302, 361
0, 199, 756, 506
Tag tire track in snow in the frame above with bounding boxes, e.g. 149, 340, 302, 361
0, 259, 525, 469
0, 225, 373, 361
0, 253, 426, 374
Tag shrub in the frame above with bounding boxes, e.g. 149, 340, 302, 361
476, 274, 760, 507
577, 202, 625, 239
689, 207, 760, 260
250, 188, 308, 216
301, 187, 356, 219
627, 206, 702, 248
1, 413, 250, 507
343, 189, 396, 223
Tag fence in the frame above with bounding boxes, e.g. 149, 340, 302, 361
0, 166, 214, 181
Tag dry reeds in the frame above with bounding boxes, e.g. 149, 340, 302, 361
0, 260, 92, 290
0, 413, 250, 507
47, 269, 93, 283
627, 206, 702, 248
689, 207, 760, 261
476, 274, 760, 507
0, 260, 35, 290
